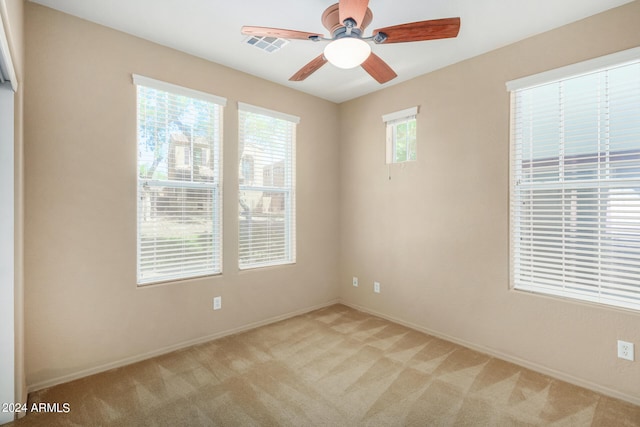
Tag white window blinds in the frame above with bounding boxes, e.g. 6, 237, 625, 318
238, 103, 297, 269
508, 50, 640, 311
135, 75, 225, 284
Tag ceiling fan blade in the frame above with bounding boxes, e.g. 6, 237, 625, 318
373, 17, 460, 44
361, 53, 397, 84
339, 0, 369, 28
241, 26, 322, 41
289, 54, 328, 81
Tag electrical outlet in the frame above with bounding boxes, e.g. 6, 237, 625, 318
374, 281, 380, 293
352, 277, 358, 287
617, 340, 634, 361
213, 296, 222, 311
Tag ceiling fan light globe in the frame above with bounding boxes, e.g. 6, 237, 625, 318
324, 38, 371, 69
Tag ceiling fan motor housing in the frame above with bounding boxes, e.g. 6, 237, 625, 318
321, 3, 373, 33
332, 25, 364, 40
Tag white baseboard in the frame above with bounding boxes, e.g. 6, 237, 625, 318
338, 300, 640, 407
27, 299, 339, 393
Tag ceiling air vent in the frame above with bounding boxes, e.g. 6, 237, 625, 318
244, 35, 289, 53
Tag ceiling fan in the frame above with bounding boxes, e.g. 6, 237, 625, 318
241, 0, 460, 84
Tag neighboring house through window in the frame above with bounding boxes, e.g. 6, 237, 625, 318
238, 102, 298, 269
134, 75, 226, 284
507, 47, 640, 311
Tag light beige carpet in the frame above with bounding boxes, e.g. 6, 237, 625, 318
11, 304, 640, 426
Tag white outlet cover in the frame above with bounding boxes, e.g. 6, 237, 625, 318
353, 277, 358, 287
617, 340, 634, 361
374, 281, 380, 293
213, 296, 222, 310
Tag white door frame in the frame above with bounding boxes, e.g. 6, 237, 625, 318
0, 81, 15, 425
0, 0, 17, 422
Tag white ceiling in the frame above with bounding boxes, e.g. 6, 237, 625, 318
30, 0, 634, 103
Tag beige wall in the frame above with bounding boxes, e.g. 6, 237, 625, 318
338, 1, 640, 402
24, 3, 340, 388
23, 0, 640, 404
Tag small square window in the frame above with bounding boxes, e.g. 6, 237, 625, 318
383, 107, 418, 164
387, 117, 417, 163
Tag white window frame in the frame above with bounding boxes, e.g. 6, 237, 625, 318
507, 47, 640, 311
134, 75, 226, 285
238, 102, 298, 270
383, 106, 418, 164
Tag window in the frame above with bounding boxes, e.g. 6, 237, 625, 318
134, 75, 226, 284
507, 48, 640, 311
238, 103, 297, 269
383, 107, 418, 163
